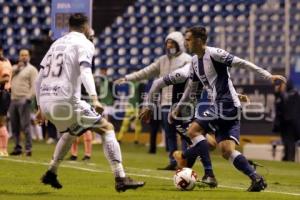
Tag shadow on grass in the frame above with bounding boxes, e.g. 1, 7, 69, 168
0, 190, 52, 196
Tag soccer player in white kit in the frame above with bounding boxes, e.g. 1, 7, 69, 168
35, 13, 144, 192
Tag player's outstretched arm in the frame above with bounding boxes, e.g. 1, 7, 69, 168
114, 77, 127, 85
232, 56, 286, 83
115, 60, 160, 85
139, 63, 191, 122
209, 47, 286, 84
270, 75, 287, 84
147, 63, 190, 106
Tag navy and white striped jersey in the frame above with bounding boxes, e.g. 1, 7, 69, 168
184, 46, 272, 108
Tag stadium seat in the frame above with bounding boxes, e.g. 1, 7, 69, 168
94, 57, 101, 66
118, 57, 126, 67
2, 0, 299, 81
130, 57, 139, 65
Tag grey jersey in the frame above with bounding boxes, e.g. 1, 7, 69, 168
147, 64, 191, 105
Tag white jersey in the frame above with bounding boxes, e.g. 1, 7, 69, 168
39, 32, 94, 104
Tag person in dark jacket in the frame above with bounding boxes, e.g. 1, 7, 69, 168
273, 80, 300, 161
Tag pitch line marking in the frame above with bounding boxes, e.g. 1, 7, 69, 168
1, 157, 300, 196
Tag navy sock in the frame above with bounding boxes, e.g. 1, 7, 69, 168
233, 154, 256, 179
182, 146, 198, 168
183, 140, 214, 177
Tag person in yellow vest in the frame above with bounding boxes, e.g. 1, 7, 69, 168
117, 81, 143, 144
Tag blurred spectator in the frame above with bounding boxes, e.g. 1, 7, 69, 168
0, 55, 12, 156
115, 32, 190, 170
147, 105, 162, 154
117, 81, 143, 144
68, 130, 93, 161
68, 78, 97, 160
273, 80, 300, 161
9, 49, 38, 156
28, 96, 43, 141
31, 31, 57, 144
43, 121, 58, 144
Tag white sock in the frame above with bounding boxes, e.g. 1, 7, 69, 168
49, 132, 76, 173
191, 134, 206, 147
229, 150, 241, 163
101, 130, 125, 178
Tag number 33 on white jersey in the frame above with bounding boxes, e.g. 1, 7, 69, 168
39, 32, 94, 103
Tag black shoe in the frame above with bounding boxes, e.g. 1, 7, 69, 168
201, 175, 218, 188
134, 140, 139, 144
68, 155, 77, 161
115, 177, 145, 192
10, 150, 22, 156
41, 170, 63, 189
148, 150, 156, 154
82, 155, 90, 161
157, 164, 177, 171
247, 175, 267, 192
25, 151, 32, 157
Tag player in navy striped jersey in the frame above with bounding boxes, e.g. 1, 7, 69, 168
140, 60, 249, 187
169, 26, 286, 192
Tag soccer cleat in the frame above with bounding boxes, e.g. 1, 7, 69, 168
201, 175, 218, 188
41, 170, 63, 189
25, 151, 32, 157
10, 150, 22, 156
68, 155, 77, 161
173, 151, 187, 168
115, 177, 145, 192
0, 151, 9, 157
82, 155, 90, 161
247, 175, 267, 192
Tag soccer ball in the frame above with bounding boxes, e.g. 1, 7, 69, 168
173, 168, 197, 191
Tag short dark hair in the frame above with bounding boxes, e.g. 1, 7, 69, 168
186, 26, 207, 43
69, 13, 88, 29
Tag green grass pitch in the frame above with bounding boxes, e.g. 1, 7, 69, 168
0, 141, 299, 200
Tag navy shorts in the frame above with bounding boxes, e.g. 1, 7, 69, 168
0, 89, 11, 116
194, 102, 241, 145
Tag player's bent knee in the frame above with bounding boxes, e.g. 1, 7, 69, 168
187, 122, 205, 138
206, 134, 217, 151
220, 147, 233, 160
102, 129, 117, 143
219, 140, 236, 159
93, 118, 114, 134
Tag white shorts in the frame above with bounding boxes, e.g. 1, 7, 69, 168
40, 100, 101, 136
